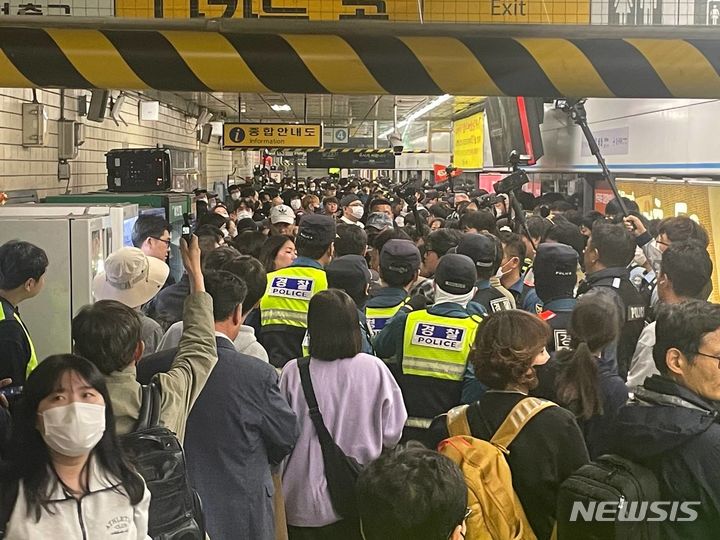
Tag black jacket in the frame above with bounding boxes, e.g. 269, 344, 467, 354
143, 274, 190, 332
611, 376, 720, 540
428, 391, 589, 540
577, 267, 647, 379
533, 352, 629, 459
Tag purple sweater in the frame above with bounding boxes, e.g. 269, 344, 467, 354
279, 353, 407, 527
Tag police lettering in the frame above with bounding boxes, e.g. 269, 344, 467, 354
413, 335, 463, 349
411, 323, 466, 351
268, 276, 315, 300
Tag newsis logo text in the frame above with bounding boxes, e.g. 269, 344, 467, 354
570, 500, 701, 522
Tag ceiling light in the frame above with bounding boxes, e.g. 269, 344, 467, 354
379, 94, 451, 138
271, 104, 292, 112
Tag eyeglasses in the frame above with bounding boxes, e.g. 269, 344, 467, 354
655, 236, 671, 248
695, 351, 720, 369
150, 237, 171, 246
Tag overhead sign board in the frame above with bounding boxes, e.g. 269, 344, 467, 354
307, 151, 395, 169
453, 112, 484, 170
223, 123, 322, 149
115, 0, 589, 23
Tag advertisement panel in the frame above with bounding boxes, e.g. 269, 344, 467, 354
617, 180, 720, 303
453, 112, 484, 170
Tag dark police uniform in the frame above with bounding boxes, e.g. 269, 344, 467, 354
0, 296, 37, 386
472, 278, 515, 314
539, 297, 576, 353
577, 267, 648, 379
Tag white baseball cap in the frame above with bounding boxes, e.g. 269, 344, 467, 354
270, 204, 295, 225
92, 247, 169, 309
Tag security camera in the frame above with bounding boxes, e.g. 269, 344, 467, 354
387, 132, 404, 156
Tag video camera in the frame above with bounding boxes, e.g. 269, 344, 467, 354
394, 177, 425, 206
493, 170, 529, 195
476, 193, 506, 210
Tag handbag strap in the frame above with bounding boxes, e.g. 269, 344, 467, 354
297, 357, 335, 448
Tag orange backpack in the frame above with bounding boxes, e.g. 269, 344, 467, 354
438, 397, 557, 540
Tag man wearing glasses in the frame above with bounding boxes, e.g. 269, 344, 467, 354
132, 214, 172, 262
612, 300, 720, 539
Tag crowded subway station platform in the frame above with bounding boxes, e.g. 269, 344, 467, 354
2, 5, 720, 540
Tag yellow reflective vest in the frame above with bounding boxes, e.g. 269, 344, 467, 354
402, 309, 482, 382
0, 303, 38, 379
260, 265, 328, 329
365, 298, 409, 336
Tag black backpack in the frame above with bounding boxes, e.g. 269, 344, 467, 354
298, 357, 362, 519
556, 454, 661, 540
121, 382, 206, 540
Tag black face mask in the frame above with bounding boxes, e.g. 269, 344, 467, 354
262, 202, 272, 215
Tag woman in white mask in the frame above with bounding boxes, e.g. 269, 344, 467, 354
0, 355, 150, 539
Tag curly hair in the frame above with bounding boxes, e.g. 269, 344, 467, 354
471, 310, 550, 391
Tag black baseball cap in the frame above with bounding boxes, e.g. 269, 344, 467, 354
327, 254, 372, 294
380, 239, 421, 277
434, 254, 478, 295
456, 233, 498, 269
298, 214, 337, 245
534, 243, 579, 303
340, 194, 361, 207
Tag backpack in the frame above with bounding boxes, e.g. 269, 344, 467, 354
121, 382, 206, 540
556, 454, 661, 540
438, 397, 556, 540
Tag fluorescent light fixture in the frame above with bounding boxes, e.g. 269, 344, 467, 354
271, 104, 292, 112
379, 94, 451, 138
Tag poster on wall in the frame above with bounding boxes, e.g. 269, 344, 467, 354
615, 180, 720, 303
453, 113, 484, 170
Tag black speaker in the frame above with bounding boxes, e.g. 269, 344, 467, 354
87, 90, 109, 123
106, 148, 172, 192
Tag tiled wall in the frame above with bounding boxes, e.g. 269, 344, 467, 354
0, 88, 234, 198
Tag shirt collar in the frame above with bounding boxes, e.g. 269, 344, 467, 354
508, 278, 524, 294
543, 297, 576, 311
475, 279, 491, 290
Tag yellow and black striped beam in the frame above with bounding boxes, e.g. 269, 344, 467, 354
2, 18, 720, 98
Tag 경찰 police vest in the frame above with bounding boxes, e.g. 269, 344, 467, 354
365, 298, 409, 336
402, 310, 481, 382
260, 266, 328, 329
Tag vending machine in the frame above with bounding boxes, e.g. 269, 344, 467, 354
0, 203, 138, 252
0, 214, 113, 360
44, 192, 193, 282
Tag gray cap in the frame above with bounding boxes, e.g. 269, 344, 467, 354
434, 254, 478, 295
340, 194, 361, 207
365, 212, 393, 231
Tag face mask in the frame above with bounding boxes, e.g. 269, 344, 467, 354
400, 205, 409, 217
237, 210, 253, 220
230, 192, 241, 201
290, 199, 302, 211
495, 258, 515, 279
40, 402, 106, 457
350, 206, 365, 220
309, 184, 316, 191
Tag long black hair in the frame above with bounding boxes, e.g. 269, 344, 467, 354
4, 354, 145, 520
554, 290, 620, 420
259, 234, 295, 273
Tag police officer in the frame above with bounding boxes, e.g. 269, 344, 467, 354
456, 233, 516, 313
373, 254, 484, 445
497, 231, 542, 314
578, 222, 648, 379
259, 214, 336, 369
534, 243, 578, 353
364, 239, 421, 337
0, 240, 48, 387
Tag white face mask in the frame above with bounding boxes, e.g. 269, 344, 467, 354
230, 192, 241, 201
40, 402, 106, 457
237, 210, 253, 220
290, 199, 302, 211
350, 205, 365, 220
495, 259, 514, 279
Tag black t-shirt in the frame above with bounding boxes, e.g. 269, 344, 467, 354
0, 299, 31, 386
428, 391, 589, 540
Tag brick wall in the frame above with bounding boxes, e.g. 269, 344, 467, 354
0, 88, 234, 198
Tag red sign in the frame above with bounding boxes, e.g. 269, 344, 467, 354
434, 164, 448, 183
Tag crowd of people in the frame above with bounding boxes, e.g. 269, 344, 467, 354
0, 174, 718, 540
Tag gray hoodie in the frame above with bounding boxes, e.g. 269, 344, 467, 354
157, 321, 269, 363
